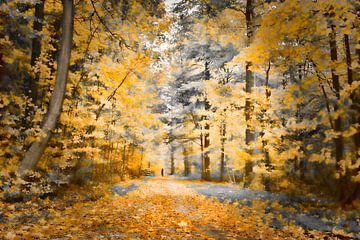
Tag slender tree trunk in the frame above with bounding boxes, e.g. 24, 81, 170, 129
344, 34, 360, 159
262, 62, 271, 191
220, 119, 226, 182
121, 0, 130, 20
200, 131, 205, 177
328, 21, 346, 201
329, 24, 344, 171
120, 144, 126, 181
19, 0, 74, 176
109, 142, 114, 184
202, 61, 211, 181
264, 61, 271, 166
24, 0, 45, 126
244, 0, 255, 187
139, 148, 144, 176
170, 144, 175, 175
344, 34, 353, 85
29, 0, 45, 102
341, 34, 360, 205
295, 63, 305, 178
183, 144, 190, 176
203, 115, 211, 180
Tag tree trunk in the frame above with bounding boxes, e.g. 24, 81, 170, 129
264, 61, 271, 166
329, 24, 344, 171
344, 34, 360, 160
29, 0, 45, 102
344, 34, 353, 85
220, 120, 226, 181
139, 148, 144, 176
262, 61, 271, 191
200, 131, 205, 177
24, 0, 45, 126
341, 34, 360, 205
120, 144, 126, 181
19, 0, 74, 176
183, 144, 190, 176
328, 21, 346, 201
170, 144, 175, 175
244, 0, 255, 187
295, 64, 305, 178
202, 61, 211, 181
203, 121, 211, 180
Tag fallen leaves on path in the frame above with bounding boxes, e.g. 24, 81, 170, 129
0, 178, 344, 239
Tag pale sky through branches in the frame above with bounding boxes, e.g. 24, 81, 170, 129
165, 0, 181, 9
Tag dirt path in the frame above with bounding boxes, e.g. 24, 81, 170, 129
0, 178, 345, 239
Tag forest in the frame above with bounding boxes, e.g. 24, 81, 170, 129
0, 0, 359, 239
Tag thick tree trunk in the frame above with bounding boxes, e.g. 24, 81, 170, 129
244, 0, 255, 187
19, 0, 74, 176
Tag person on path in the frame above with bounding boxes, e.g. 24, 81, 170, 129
161, 168, 164, 177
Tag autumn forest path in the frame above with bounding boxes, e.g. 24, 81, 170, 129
48, 177, 314, 239
1, 178, 357, 239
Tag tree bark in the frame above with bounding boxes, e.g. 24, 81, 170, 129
220, 119, 226, 181
262, 61, 271, 191
344, 34, 353, 85
19, 0, 74, 176
327, 20, 346, 201
183, 144, 190, 176
244, 0, 255, 187
120, 144, 126, 181
341, 33, 360, 205
170, 144, 175, 175
203, 120, 211, 180
24, 0, 45, 126
29, 0, 45, 102
344, 34, 360, 160
202, 61, 211, 181
200, 131, 205, 177
329, 24, 344, 170
139, 148, 144, 176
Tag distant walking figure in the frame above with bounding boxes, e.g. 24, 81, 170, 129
161, 168, 164, 177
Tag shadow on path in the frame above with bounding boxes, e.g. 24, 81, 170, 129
186, 181, 360, 238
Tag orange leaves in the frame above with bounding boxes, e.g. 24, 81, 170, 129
0, 179, 343, 239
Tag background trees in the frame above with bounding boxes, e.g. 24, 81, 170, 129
1, 0, 167, 195
158, 0, 359, 203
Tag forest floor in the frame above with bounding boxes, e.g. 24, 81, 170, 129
185, 181, 360, 237
0, 177, 359, 239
